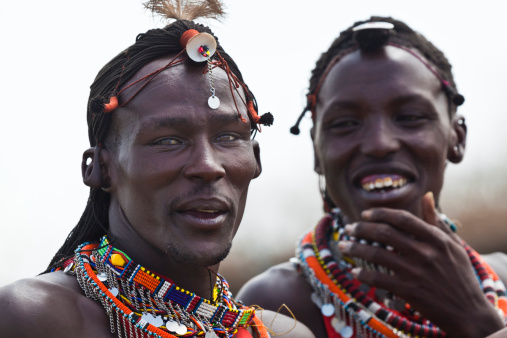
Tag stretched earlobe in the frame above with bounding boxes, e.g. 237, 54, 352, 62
82, 145, 106, 188
447, 115, 467, 164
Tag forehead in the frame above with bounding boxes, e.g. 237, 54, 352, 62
317, 46, 445, 114
115, 56, 248, 132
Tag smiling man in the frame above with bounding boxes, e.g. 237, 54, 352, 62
238, 17, 507, 338
0, 2, 315, 337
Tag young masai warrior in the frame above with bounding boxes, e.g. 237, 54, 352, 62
237, 17, 507, 338
0, 1, 314, 337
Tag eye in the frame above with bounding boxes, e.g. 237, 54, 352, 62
153, 138, 181, 146
396, 114, 425, 122
324, 118, 361, 133
215, 134, 239, 142
395, 113, 428, 126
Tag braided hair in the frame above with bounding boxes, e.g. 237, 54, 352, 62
44, 19, 259, 273
290, 16, 464, 135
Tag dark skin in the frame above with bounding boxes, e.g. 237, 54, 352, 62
0, 56, 314, 338
238, 46, 507, 337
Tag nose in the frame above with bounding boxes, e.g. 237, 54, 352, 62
360, 119, 400, 158
183, 141, 226, 182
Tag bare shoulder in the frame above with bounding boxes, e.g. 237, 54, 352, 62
486, 327, 507, 338
236, 261, 310, 310
482, 252, 507, 285
0, 271, 110, 337
237, 261, 325, 337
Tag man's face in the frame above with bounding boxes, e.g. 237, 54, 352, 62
313, 46, 460, 221
105, 57, 261, 267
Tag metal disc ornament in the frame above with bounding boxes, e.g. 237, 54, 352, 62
97, 272, 107, 282
208, 96, 220, 109
205, 331, 219, 338
176, 323, 188, 335
186, 32, 217, 62
166, 320, 179, 332
109, 287, 119, 297
340, 325, 354, 338
321, 303, 335, 317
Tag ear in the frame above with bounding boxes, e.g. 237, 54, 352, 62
310, 127, 322, 174
447, 114, 467, 164
81, 145, 113, 189
251, 140, 262, 179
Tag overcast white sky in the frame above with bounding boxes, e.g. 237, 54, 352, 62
2, 0, 507, 287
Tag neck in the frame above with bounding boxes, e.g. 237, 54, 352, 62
106, 199, 218, 299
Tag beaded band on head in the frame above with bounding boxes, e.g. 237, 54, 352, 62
88, 0, 273, 147
290, 17, 465, 135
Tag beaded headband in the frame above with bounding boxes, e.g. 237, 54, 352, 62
89, 28, 273, 134
290, 21, 465, 135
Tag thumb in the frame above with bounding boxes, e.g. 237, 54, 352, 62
421, 191, 439, 227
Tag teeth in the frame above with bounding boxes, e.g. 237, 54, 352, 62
196, 209, 218, 213
362, 177, 407, 192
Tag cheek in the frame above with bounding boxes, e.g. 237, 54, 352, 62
226, 153, 257, 189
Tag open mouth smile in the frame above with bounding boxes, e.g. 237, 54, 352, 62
360, 174, 409, 192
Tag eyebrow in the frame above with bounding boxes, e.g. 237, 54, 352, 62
137, 113, 245, 134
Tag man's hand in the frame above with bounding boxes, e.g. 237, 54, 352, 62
338, 192, 505, 338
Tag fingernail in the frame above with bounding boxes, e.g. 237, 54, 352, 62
344, 223, 357, 235
362, 210, 372, 220
338, 241, 351, 253
351, 267, 361, 278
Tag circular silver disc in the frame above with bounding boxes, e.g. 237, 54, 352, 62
97, 273, 107, 282
150, 315, 164, 327
205, 331, 219, 338
321, 303, 335, 317
340, 325, 354, 338
331, 317, 346, 332
208, 96, 220, 109
176, 323, 187, 335
166, 320, 179, 332
109, 287, 118, 297
64, 262, 74, 273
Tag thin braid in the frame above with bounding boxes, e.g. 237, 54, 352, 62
44, 19, 257, 274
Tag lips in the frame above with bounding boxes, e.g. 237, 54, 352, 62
174, 198, 230, 227
179, 209, 226, 219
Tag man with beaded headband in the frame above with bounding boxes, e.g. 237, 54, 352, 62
0, 1, 313, 337
238, 17, 507, 338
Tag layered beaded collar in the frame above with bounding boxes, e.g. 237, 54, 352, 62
297, 210, 507, 338
67, 236, 268, 338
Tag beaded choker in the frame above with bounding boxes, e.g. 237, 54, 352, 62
297, 210, 507, 338
68, 236, 269, 338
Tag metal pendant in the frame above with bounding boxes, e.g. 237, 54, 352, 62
205, 331, 219, 338
166, 320, 179, 332
208, 96, 220, 109
176, 323, 187, 335
109, 287, 119, 297
321, 303, 335, 317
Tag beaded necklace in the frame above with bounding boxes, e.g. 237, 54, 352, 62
68, 236, 269, 338
297, 210, 507, 338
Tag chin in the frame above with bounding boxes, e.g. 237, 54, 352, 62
165, 241, 232, 267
